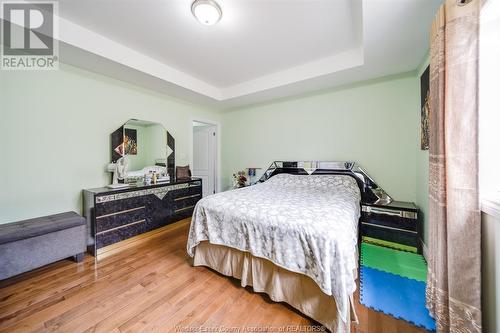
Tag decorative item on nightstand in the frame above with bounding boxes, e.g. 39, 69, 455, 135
360, 201, 422, 254
232, 171, 247, 189
247, 167, 261, 185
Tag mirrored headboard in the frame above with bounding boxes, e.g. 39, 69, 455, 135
110, 119, 175, 180
258, 161, 392, 205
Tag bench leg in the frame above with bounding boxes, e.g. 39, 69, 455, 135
73, 252, 85, 263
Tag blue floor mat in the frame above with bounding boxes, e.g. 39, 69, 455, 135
360, 266, 436, 331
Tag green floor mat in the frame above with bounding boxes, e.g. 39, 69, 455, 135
361, 242, 427, 282
362, 236, 417, 253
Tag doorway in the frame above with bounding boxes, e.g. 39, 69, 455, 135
192, 121, 217, 197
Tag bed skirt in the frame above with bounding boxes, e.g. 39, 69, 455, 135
192, 241, 357, 333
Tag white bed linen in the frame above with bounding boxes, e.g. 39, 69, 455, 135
187, 174, 361, 322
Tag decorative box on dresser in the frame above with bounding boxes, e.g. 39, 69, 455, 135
83, 178, 202, 255
360, 201, 422, 254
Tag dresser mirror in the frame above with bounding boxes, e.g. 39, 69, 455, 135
110, 119, 175, 184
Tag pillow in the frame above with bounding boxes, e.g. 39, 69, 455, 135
176, 165, 191, 179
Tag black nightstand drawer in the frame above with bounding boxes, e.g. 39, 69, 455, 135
361, 222, 419, 248
361, 212, 417, 232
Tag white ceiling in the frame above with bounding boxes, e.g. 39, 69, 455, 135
59, 0, 361, 88
11, 0, 442, 109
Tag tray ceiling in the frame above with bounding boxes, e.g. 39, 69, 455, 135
2, 0, 442, 109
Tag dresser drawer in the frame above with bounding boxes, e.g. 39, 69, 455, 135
173, 205, 196, 220
95, 206, 146, 233
169, 187, 189, 200
169, 185, 202, 200
188, 180, 202, 188
95, 218, 148, 249
95, 195, 146, 217
173, 194, 201, 209
188, 184, 202, 195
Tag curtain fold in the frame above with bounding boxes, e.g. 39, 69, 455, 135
426, 0, 482, 332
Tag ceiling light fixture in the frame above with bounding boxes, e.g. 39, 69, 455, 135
191, 0, 222, 26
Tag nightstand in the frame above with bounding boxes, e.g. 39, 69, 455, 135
360, 201, 422, 254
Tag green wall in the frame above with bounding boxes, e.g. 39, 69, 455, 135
0, 62, 425, 227
0, 64, 220, 224
221, 74, 421, 203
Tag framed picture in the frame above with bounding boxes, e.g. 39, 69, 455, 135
124, 128, 138, 155
420, 65, 430, 150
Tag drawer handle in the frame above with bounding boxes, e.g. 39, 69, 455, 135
174, 205, 195, 213
96, 206, 145, 219
363, 206, 402, 217
96, 219, 146, 235
174, 194, 201, 201
362, 206, 417, 219
361, 222, 418, 234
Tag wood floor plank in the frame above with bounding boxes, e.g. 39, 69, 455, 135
0, 249, 147, 309
0, 218, 428, 333
216, 285, 259, 327
43, 255, 188, 332
45, 256, 194, 333
0, 244, 186, 331
0, 252, 182, 327
118, 268, 217, 332
174, 276, 251, 330
128, 274, 222, 333
85, 266, 206, 333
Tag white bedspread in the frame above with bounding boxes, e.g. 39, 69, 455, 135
187, 174, 361, 322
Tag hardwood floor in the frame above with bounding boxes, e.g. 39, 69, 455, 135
0, 219, 428, 333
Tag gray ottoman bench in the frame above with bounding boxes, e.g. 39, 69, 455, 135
0, 211, 86, 280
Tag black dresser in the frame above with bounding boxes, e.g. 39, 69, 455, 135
83, 178, 202, 255
360, 201, 422, 254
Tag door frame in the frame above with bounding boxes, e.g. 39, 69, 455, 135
190, 117, 221, 193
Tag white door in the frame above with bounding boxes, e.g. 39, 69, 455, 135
193, 125, 216, 197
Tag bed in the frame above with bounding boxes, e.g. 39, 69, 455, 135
187, 173, 362, 332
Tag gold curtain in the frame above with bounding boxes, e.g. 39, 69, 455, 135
426, 0, 481, 332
